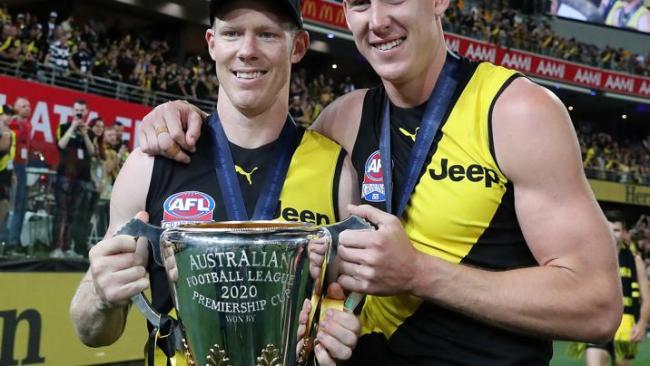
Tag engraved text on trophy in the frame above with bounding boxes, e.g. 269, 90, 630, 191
183, 249, 296, 323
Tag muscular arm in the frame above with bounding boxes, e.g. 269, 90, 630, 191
137, 87, 366, 164
69, 149, 153, 346
311, 90, 366, 155
337, 155, 360, 219
410, 78, 621, 341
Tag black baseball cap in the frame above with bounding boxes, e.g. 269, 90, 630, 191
209, 0, 303, 28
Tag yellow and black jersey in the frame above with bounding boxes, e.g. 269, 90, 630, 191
349, 57, 552, 365
619, 242, 641, 322
0, 130, 15, 172
0, 130, 15, 200
144, 125, 344, 364
606, 242, 642, 358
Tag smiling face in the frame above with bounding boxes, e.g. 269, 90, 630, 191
343, 0, 447, 86
206, 0, 308, 116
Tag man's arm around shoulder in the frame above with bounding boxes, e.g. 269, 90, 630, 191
311, 89, 367, 155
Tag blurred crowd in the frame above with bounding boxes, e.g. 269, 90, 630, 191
580, 130, 650, 184
444, 0, 650, 76
289, 69, 356, 127
0, 3, 649, 260
1, 0, 648, 112
0, 6, 220, 103
0, 98, 129, 259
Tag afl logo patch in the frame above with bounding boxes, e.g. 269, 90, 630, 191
362, 150, 386, 202
163, 191, 215, 223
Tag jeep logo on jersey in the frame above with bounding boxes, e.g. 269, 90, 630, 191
429, 158, 500, 188
362, 150, 386, 202
163, 191, 215, 222
275, 200, 331, 225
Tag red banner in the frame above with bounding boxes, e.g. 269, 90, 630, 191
301, 1, 650, 101
444, 34, 650, 100
0, 75, 151, 167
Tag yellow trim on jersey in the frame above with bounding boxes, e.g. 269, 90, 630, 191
360, 62, 520, 339
0, 131, 15, 171
278, 130, 340, 225
620, 266, 632, 278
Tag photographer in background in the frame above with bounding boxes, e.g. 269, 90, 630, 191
51, 100, 95, 258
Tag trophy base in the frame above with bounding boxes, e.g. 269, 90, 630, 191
185, 342, 284, 366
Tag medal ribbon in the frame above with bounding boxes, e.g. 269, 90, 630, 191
207, 113, 299, 220
379, 54, 460, 217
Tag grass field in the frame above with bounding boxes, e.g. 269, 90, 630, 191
551, 341, 650, 365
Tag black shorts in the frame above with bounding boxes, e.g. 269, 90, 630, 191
586, 341, 635, 360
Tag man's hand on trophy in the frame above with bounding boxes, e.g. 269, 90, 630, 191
337, 204, 420, 296
296, 298, 313, 354
88, 211, 151, 310
308, 235, 328, 281
314, 283, 360, 365
138, 100, 206, 163
296, 284, 360, 365
163, 244, 178, 283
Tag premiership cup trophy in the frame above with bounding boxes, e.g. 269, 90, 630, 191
118, 216, 371, 366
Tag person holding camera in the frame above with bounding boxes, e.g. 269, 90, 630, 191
52, 99, 95, 258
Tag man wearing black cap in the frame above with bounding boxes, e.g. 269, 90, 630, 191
70, 1, 359, 365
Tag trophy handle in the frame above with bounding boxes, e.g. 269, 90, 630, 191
115, 218, 166, 328
300, 216, 373, 366
320, 215, 373, 311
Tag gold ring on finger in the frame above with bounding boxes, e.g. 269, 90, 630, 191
155, 125, 169, 136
